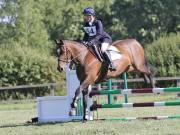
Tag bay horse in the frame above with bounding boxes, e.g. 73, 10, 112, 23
54, 39, 155, 121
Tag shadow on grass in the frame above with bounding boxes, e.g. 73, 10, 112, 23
0, 123, 31, 128
0, 120, 83, 128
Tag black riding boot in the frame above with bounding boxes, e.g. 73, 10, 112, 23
91, 44, 103, 62
103, 51, 116, 71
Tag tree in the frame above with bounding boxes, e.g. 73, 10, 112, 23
111, 0, 180, 43
145, 33, 180, 76
13, 0, 50, 50
0, 0, 17, 44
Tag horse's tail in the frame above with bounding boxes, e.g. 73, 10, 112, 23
144, 56, 156, 76
144, 57, 151, 73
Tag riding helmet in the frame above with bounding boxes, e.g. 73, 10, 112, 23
83, 7, 95, 16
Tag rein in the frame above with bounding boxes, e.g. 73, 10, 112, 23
58, 45, 88, 64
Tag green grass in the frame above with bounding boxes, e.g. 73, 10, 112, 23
0, 94, 180, 135
0, 100, 36, 111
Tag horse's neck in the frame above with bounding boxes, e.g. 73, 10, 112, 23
69, 43, 88, 64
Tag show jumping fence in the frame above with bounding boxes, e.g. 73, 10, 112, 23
88, 87, 180, 120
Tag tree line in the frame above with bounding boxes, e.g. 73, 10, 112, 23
0, 0, 179, 45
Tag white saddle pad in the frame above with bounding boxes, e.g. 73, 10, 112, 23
107, 46, 122, 61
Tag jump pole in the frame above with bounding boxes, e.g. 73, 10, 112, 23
98, 115, 180, 121
90, 100, 180, 110
89, 87, 180, 97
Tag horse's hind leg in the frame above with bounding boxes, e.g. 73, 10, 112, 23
143, 72, 155, 88
135, 63, 155, 88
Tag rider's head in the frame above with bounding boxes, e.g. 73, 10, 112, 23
83, 7, 95, 23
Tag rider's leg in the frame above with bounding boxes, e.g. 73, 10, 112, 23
91, 44, 103, 62
101, 42, 116, 71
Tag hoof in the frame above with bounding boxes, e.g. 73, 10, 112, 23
82, 118, 87, 123
88, 116, 93, 121
69, 108, 76, 116
74, 102, 77, 108
71, 102, 77, 108
85, 114, 89, 120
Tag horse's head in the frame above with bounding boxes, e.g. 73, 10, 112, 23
54, 39, 72, 72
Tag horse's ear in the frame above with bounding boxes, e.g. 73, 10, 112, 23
54, 39, 58, 45
59, 39, 64, 45
54, 39, 64, 45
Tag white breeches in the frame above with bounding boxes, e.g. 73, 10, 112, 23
101, 43, 110, 53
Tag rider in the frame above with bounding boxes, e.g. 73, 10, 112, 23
82, 7, 116, 71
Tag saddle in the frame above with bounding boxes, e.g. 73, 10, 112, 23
89, 44, 122, 62
106, 46, 122, 61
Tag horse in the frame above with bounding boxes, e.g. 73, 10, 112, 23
54, 39, 155, 121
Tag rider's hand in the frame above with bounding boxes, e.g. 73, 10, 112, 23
82, 41, 89, 48
82, 41, 93, 47
82, 41, 87, 45
87, 41, 93, 46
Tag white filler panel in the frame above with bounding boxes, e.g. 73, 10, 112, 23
37, 66, 82, 123
37, 96, 71, 122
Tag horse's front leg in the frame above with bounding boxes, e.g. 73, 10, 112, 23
70, 85, 91, 118
70, 77, 93, 121
70, 85, 89, 116
70, 86, 82, 116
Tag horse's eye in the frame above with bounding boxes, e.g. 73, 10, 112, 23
56, 48, 60, 56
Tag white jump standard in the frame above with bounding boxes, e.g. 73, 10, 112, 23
37, 67, 83, 123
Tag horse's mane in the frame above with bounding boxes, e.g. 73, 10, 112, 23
64, 40, 84, 47
63, 40, 97, 61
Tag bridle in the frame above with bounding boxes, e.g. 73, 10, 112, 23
57, 44, 89, 65
57, 45, 71, 63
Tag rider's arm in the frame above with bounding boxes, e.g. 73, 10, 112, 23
83, 32, 88, 42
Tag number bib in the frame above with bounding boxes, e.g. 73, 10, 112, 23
83, 26, 97, 36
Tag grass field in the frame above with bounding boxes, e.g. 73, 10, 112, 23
0, 94, 180, 135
